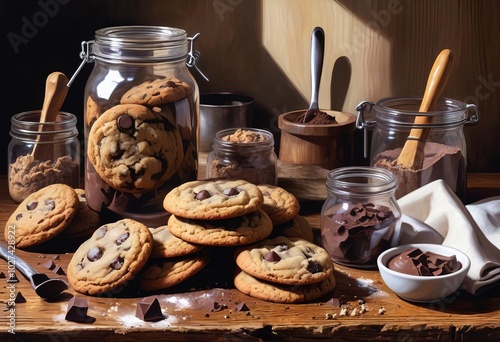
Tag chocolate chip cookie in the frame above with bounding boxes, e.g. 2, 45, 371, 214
234, 236, 334, 285
60, 189, 100, 239
87, 103, 183, 193
167, 209, 273, 246
5, 184, 79, 248
258, 184, 300, 226
233, 268, 336, 304
163, 179, 264, 220
139, 249, 212, 291
67, 219, 153, 295
148, 225, 204, 258
120, 77, 193, 106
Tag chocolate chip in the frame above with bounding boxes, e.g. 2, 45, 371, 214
223, 187, 239, 196
26, 201, 38, 210
87, 247, 103, 261
117, 114, 134, 133
110, 257, 124, 270
194, 190, 212, 200
44, 199, 55, 210
95, 226, 108, 240
14, 292, 26, 303
115, 232, 130, 245
211, 302, 228, 312
15, 213, 23, 220
263, 250, 281, 262
306, 260, 322, 273
165, 80, 176, 88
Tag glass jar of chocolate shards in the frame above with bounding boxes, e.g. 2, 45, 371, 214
320, 166, 401, 268
356, 97, 480, 202
80, 26, 201, 226
206, 128, 278, 185
8, 111, 80, 203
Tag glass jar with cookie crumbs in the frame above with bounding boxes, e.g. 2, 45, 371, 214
8, 110, 80, 203
78, 26, 204, 226
320, 166, 401, 268
206, 128, 278, 185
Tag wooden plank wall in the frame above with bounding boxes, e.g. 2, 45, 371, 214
1, 0, 498, 172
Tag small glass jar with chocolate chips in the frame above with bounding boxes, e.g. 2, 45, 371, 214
320, 166, 401, 268
206, 128, 277, 185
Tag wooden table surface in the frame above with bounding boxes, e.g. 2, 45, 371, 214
1, 172, 500, 341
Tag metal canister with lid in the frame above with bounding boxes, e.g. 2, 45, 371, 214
75, 26, 205, 226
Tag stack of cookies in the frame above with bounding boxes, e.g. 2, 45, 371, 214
233, 236, 336, 304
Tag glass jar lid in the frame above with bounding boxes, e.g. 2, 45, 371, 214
93, 26, 189, 62
326, 166, 397, 198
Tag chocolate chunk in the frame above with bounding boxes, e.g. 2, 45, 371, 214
87, 247, 103, 262
115, 232, 130, 245
325, 297, 341, 307
44, 199, 55, 210
14, 292, 26, 303
263, 250, 281, 262
306, 260, 322, 273
110, 257, 124, 270
65, 296, 93, 323
95, 226, 108, 239
223, 187, 239, 196
0, 272, 5, 278
194, 190, 212, 200
26, 201, 38, 210
211, 302, 228, 312
136, 296, 164, 322
53, 266, 66, 275
41, 260, 56, 270
235, 302, 250, 312
117, 114, 134, 132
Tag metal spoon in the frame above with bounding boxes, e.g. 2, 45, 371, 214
302, 27, 325, 123
0, 243, 68, 299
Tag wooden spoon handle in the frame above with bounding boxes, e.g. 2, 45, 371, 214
40, 72, 69, 124
418, 49, 454, 114
31, 72, 69, 158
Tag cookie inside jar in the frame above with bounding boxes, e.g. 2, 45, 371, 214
82, 26, 200, 227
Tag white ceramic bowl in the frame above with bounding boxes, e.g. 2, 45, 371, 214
377, 243, 471, 302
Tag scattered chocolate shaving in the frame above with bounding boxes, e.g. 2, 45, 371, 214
136, 296, 164, 322
0, 272, 5, 278
211, 302, 228, 312
235, 302, 250, 312
14, 292, 26, 303
53, 266, 66, 275
65, 296, 95, 323
326, 297, 341, 307
41, 260, 56, 270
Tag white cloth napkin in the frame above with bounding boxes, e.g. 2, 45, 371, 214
396, 179, 500, 295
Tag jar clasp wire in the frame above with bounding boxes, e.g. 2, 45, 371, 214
187, 33, 209, 82
67, 40, 95, 88
355, 101, 376, 159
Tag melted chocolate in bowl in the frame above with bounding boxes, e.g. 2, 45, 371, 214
387, 247, 462, 276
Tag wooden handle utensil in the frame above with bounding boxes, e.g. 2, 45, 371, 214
31, 72, 69, 159
397, 49, 454, 169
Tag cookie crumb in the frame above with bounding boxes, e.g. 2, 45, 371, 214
378, 306, 386, 315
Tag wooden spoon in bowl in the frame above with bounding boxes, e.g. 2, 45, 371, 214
397, 49, 454, 170
31, 72, 69, 160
